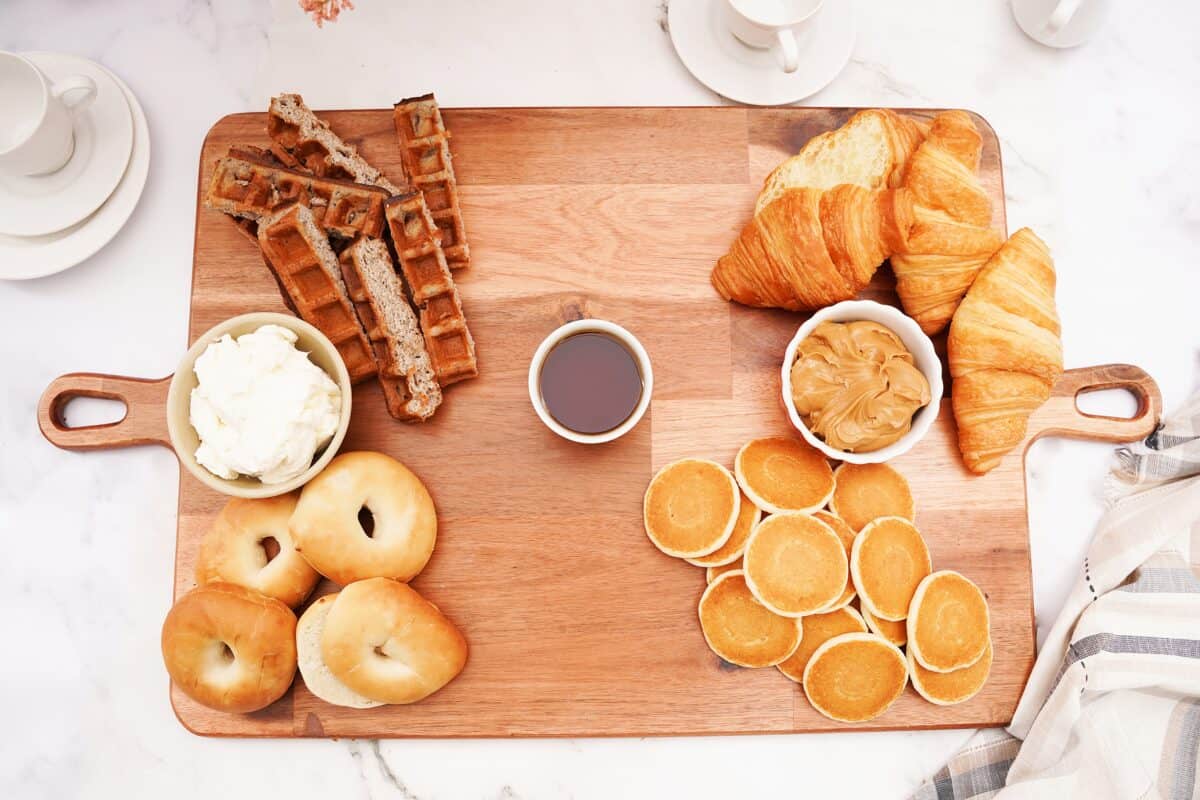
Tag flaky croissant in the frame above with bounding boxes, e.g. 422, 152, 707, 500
892, 111, 1001, 335
711, 185, 909, 311
948, 228, 1063, 474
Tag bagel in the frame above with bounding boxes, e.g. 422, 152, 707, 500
290, 451, 437, 585
860, 603, 907, 646
705, 560, 742, 584
296, 594, 384, 709
195, 493, 319, 607
802, 632, 908, 723
777, 605, 866, 683
829, 463, 915, 532
850, 516, 932, 622
698, 570, 802, 668
909, 639, 992, 705
160, 582, 297, 713
743, 513, 847, 617
907, 571, 990, 673
813, 511, 857, 611
643, 459, 740, 559
686, 490, 760, 568
322, 578, 468, 704
734, 436, 834, 514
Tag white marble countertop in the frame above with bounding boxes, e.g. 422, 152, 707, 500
2, 0, 1198, 797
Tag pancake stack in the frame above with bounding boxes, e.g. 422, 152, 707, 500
643, 435, 994, 722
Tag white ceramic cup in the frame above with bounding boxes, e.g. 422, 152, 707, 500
528, 319, 654, 445
1011, 0, 1110, 48
781, 300, 943, 464
725, 0, 825, 73
0, 51, 97, 176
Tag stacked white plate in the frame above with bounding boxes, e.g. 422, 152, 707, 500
0, 52, 150, 280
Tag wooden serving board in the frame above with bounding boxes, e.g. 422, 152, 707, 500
40, 107, 1161, 738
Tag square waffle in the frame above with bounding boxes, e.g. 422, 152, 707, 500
393, 94, 470, 270
206, 150, 388, 239
339, 236, 443, 421
384, 192, 478, 386
257, 203, 378, 384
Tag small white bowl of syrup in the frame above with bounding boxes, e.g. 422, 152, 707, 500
528, 319, 654, 444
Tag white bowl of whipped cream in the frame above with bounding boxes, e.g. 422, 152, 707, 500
165, 312, 352, 499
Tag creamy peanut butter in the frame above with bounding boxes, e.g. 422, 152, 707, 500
790, 320, 931, 453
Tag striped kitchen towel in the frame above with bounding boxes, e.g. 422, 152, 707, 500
912, 394, 1200, 800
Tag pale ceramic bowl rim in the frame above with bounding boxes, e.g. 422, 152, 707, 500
528, 319, 654, 444
780, 300, 943, 464
165, 312, 353, 499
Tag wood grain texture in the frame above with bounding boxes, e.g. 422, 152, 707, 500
62, 107, 1164, 737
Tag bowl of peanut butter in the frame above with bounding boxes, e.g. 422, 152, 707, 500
781, 301, 943, 464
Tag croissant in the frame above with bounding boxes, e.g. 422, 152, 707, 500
948, 228, 1063, 474
891, 111, 1001, 334
712, 185, 910, 311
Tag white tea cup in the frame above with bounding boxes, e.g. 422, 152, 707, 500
1011, 0, 1110, 48
725, 0, 825, 74
0, 51, 97, 177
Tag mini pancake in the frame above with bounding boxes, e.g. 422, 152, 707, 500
803, 632, 908, 723
909, 639, 992, 705
830, 463, 915, 532
850, 516, 932, 622
860, 603, 907, 646
908, 571, 991, 673
778, 605, 866, 683
813, 511, 857, 610
687, 491, 760, 568
744, 513, 847, 617
706, 559, 743, 584
644, 459, 740, 559
698, 570, 802, 668
735, 436, 834, 514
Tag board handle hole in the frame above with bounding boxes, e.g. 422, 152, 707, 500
1076, 387, 1139, 419
56, 395, 127, 428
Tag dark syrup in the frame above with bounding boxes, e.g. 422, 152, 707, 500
539, 332, 643, 434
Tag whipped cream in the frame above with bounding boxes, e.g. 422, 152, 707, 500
190, 324, 341, 484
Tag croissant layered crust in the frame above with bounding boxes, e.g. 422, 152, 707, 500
948, 228, 1064, 474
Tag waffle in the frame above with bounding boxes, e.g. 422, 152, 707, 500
339, 236, 443, 421
393, 94, 470, 270
268, 93, 404, 194
223, 146, 286, 244
256, 203, 378, 384
384, 192, 477, 386
206, 150, 388, 239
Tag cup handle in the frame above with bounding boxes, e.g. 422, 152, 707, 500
1042, 0, 1084, 36
776, 29, 800, 74
51, 74, 98, 113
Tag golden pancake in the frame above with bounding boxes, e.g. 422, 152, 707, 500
687, 491, 760, 568
908, 570, 991, 673
706, 559, 743, 584
803, 632, 908, 723
643, 459, 740, 558
735, 436, 834, 514
830, 463, 915, 532
860, 603, 907, 646
698, 571, 802, 668
777, 606, 867, 682
744, 513, 847, 617
850, 516, 932, 622
909, 639, 992, 705
813, 511, 857, 610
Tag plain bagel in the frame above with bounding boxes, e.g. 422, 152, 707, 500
290, 451, 437, 585
161, 582, 298, 713
321, 578, 468, 704
296, 594, 384, 709
195, 493, 320, 607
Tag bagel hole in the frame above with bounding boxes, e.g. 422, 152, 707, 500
259, 536, 281, 563
373, 645, 389, 659
358, 506, 376, 539
219, 642, 234, 663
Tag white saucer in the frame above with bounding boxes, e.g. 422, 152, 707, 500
0, 56, 149, 281
669, 0, 856, 106
0, 52, 134, 237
